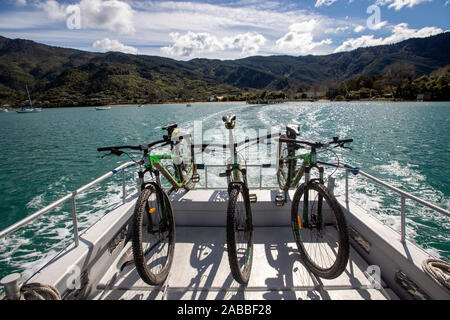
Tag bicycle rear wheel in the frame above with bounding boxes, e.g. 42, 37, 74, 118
277, 138, 290, 189
226, 186, 253, 284
277, 135, 300, 190
291, 181, 349, 279
132, 185, 175, 285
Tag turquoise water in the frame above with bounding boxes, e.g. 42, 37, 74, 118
0, 102, 449, 281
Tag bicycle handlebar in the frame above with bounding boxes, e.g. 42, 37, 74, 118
278, 137, 353, 148
195, 133, 282, 151
97, 139, 168, 153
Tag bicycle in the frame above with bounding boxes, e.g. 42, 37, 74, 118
200, 114, 279, 284
278, 135, 353, 279
97, 123, 200, 285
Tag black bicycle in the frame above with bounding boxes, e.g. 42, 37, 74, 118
199, 114, 279, 284
98, 123, 199, 285
278, 136, 353, 279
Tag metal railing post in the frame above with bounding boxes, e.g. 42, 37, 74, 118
345, 169, 349, 208
70, 193, 80, 247
122, 168, 126, 204
401, 196, 406, 243
259, 166, 262, 189
205, 166, 208, 189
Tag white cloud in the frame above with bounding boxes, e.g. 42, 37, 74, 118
335, 23, 443, 52
354, 25, 366, 33
223, 32, 267, 56
275, 20, 332, 55
370, 20, 388, 30
16, 0, 27, 6
92, 38, 138, 54
39, 0, 135, 34
376, 0, 432, 10
38, 0, 66, 20
161, 32, 222, 57
161, 31, 266, 57
327, 26, 350, 33
315, 0, 338, 7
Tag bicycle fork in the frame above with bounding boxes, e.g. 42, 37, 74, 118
302, 166, 325, 231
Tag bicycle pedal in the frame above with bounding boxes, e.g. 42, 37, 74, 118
275, 194, 285, 206
167, 186, 176, 195
191, 174, 200, 183
249, 194, 257, 203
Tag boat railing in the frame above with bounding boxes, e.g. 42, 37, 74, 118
196, 163, 450, 244
196, 164, 278, 190
1, 161, 448, 253
0, 162, 138, 248
340, 168, 450, 243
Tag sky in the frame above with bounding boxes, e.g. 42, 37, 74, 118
0, 0, 449, 60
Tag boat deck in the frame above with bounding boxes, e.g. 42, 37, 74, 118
18, 187, 448, 300
94, 225, 398, 300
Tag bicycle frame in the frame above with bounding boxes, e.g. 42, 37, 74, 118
139, 144, 197, 192
279, 145, 326, 207
279, 150, 313, 187
221, 127, 253, 223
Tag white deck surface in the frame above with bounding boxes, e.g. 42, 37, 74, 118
94, 226, 398, 300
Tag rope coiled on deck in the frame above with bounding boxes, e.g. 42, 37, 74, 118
422, 259, 450, 290
20, 283, 61, 300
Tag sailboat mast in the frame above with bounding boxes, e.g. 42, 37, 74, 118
25, 84, 33, 108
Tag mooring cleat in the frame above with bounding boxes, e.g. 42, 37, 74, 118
275, 194, 285, 206
249, 194, 257, 203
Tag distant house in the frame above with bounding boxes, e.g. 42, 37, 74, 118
417, 93, 432, 101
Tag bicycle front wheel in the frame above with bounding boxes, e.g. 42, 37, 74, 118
291, 181, 349, 279
132, 185, 175, 285
226, 186, 254, 284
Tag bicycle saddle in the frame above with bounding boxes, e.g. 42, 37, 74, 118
286, 124, 299, 138
162, 122, 178, 135
222, 113, 236, 129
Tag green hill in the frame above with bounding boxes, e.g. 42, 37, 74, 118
0, 32, 449, 106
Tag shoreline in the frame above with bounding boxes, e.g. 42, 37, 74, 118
5, 100, 450, 110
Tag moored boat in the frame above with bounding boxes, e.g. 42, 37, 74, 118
16, 85, 41, 114
16, 108, 41, 113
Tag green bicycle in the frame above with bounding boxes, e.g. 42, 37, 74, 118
98, 123, 199, 285
278, 135, 353, 279
200, 114, 279, 284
